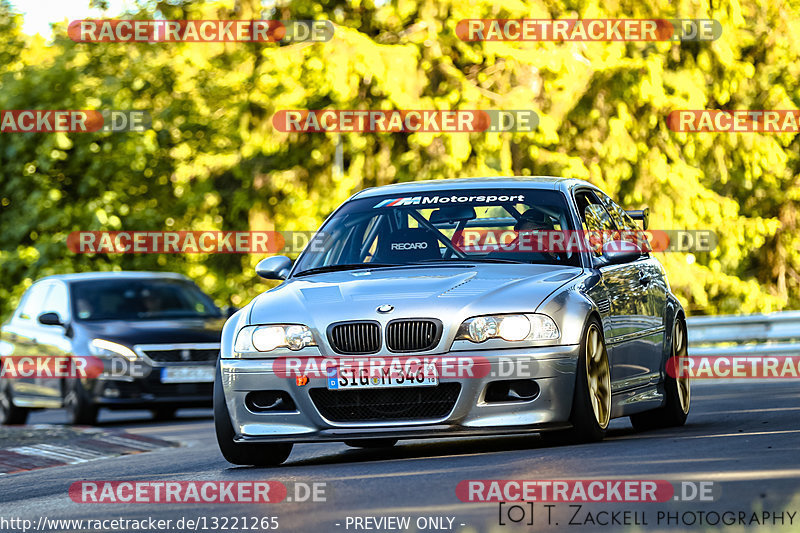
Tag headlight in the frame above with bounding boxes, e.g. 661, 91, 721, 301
235, 325, 316, 353
457, 314, 559, 343
89, 339, 138, 361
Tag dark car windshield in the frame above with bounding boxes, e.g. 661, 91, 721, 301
293, 188, 580, 276
70, 278, 222, 321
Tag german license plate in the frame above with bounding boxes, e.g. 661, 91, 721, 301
326, 364, 438, 390
161, 366, 215, 383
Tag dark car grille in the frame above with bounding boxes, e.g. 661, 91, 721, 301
309, 383, 461, 422
328, 322, 381, 355
386, 319, 442, 352
140, 349, 218, 363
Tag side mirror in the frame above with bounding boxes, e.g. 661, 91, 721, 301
38, 312, 64, 327
601, 240, 642, 265
256, 256, 292, 280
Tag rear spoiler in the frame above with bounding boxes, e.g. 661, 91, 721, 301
626, 208, 649, 230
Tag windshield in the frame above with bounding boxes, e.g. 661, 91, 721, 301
70, 278, 222, 321
293, 188, 581, 276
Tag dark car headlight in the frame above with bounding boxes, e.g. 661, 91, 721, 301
456, 314, 559, 343
234, 325, 316, 353
89, 339, 138, 361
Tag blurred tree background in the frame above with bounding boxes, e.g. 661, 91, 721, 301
1, 0, 798, 319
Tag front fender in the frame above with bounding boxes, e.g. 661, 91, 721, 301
534, 283, 599, 346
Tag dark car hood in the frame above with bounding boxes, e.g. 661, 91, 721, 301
76, 317, 225, 346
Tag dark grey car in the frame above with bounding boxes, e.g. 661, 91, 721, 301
0, 272, 225, 425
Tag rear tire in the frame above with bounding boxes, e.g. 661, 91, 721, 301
542, 317, 610, 445
214, 362, 292, 466
344, 439, 398, 449
0, 380, 30, 425
630, 317, 690, 431
64, 380, 98, 425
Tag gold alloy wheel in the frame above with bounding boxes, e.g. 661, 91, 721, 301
674, 320, 691, 414
586, 324, 611, 429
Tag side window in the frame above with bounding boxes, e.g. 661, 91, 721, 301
45, 283, 70, 322
597, 192, 651, 254
17, 283, 53, 321
573, 190, 617, 256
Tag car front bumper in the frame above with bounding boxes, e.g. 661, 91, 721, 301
219, 345, 580, 443
86, 369, 214, 408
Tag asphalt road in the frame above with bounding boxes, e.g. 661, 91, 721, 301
0, 380, 798, 533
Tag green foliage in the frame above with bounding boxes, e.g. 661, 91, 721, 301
1, 0, 798, 318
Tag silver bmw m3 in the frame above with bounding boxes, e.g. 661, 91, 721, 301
215, 177, 690, 466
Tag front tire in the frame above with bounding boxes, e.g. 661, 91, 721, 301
214, 362, 292, 466
64, 380, 98, 425
0, 380, 30, 425
630, 317, 690, 431
542, 317, 611, 445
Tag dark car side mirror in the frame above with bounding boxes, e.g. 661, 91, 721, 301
256, 256, 293, 280
601, 240, 642, 265
38, 312, 64, 327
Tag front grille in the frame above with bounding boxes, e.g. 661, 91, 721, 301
309, 383, 461, 422
328, 321, 381, 354
141, 349, 218, 363
386, 319, 442, 352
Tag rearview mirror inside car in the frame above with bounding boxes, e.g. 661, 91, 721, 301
256, 256, 293, 280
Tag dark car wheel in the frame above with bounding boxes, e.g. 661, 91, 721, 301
345, 439, 398, 449
64, 380, 98, 425
214, 363, 292, 466
630, 317, 690, 431
542, 317, 610, 445
0, 380, 30, 425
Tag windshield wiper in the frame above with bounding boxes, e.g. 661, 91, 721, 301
293, 263, 401, 277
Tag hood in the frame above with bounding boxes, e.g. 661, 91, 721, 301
249, 264, 581, 329
76, 317, 226, 346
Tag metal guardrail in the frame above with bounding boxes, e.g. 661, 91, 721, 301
687, 311, 800, 357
